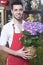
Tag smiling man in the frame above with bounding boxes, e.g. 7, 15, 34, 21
0, 1, 31, 65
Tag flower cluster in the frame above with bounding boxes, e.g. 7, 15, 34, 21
21, 22, 43, 47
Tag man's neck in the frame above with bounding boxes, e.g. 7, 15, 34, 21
12, 17, 22, 24
12, 17, 23, 32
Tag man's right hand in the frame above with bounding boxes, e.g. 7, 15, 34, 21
16, 47, 32, 59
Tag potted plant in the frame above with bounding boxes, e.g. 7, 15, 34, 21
20, 22, 43, 59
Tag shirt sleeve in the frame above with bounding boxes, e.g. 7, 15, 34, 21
0, 26, 9, 46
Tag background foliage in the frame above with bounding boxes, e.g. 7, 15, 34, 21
30, 47, 43, 65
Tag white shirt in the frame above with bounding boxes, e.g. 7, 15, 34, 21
0, 19, 25, 47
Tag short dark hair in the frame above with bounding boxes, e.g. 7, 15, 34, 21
11, 1, 23, 9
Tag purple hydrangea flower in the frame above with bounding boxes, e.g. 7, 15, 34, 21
23, 22, 43, 35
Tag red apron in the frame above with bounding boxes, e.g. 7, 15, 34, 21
8, 33, 30, 65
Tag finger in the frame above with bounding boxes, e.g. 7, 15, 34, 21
34, 54, 37, 58
24, 50, 30, 53
23, 57, 27, 59
26, 54, 32, 56
20, 46, 25, 50
23, 55, 29, 59
24, 56, 32, 59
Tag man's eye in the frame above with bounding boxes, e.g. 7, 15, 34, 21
20, 9, 23, 11
14, 9, 17, 11
14, 9, 23, 11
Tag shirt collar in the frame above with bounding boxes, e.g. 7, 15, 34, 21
10, 18, 15, 25
10, 18, 25, 29
10, 18, 25, 24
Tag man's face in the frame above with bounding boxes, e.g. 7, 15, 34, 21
11, 5, 23, 20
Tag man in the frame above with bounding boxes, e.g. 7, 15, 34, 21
0, 1, 31, 65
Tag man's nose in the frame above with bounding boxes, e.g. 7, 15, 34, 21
17, 10, 20, 13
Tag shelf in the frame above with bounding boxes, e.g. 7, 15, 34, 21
24, 10, 41, 14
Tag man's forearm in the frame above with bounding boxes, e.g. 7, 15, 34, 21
0, 46, 17, 56
0, 46, 33, 59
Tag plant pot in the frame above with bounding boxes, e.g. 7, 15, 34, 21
24, 46, 37, 59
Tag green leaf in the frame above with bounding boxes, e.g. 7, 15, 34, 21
27, 39, 32, 44
20, 38, 25, 43
36, 40, 43, 46
22, 30, 30, 36
26, 39, 32, 46
20, 38, 27, 45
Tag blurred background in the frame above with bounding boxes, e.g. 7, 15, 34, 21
0, 0, 43, 65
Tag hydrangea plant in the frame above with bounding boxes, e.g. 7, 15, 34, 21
20, 22, 43, 47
